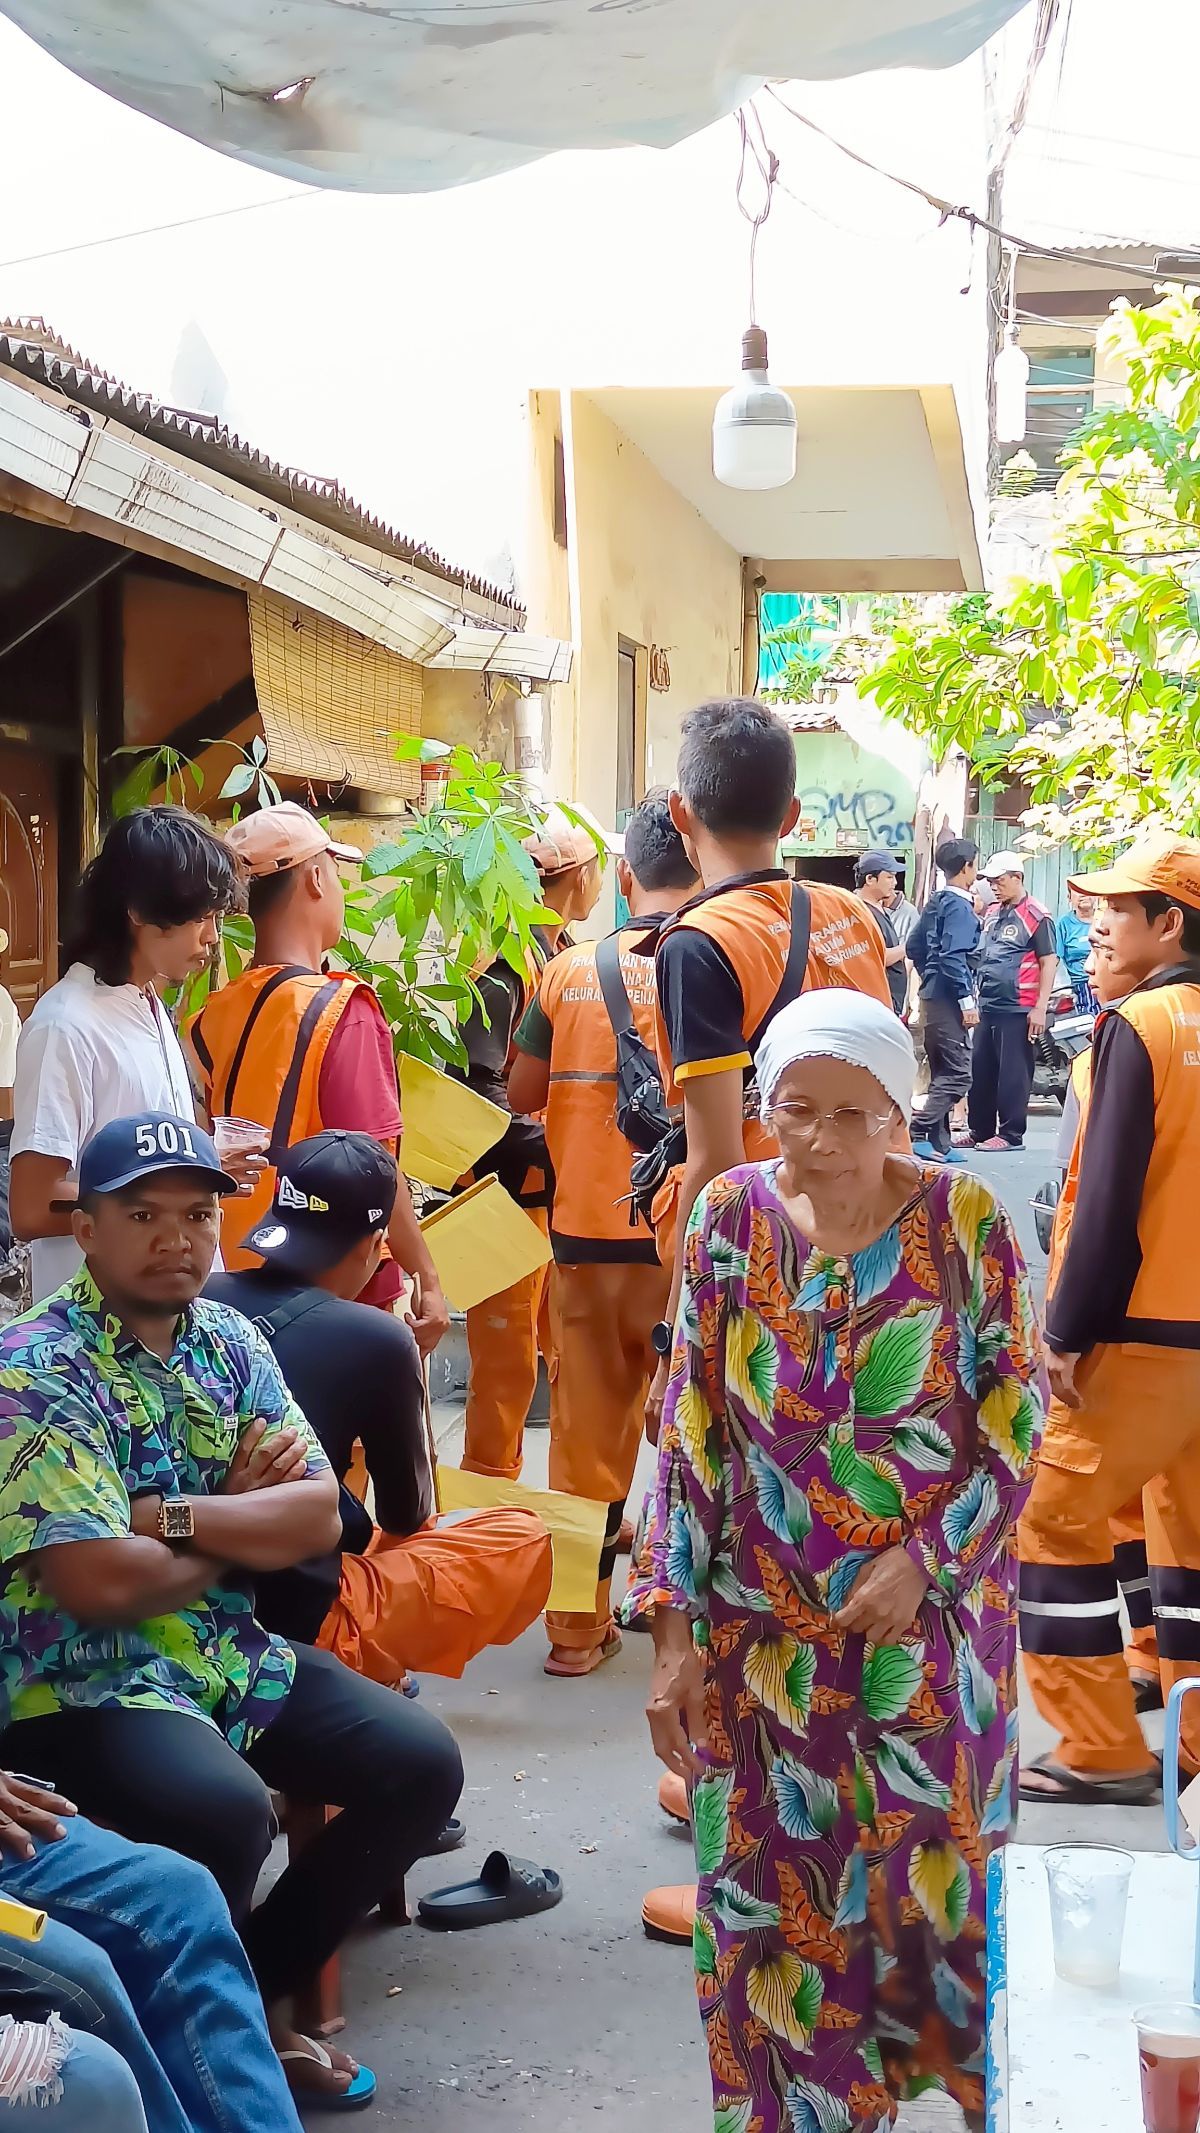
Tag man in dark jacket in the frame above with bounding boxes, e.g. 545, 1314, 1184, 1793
854, 850, 908, 1015
967, 851, 1057, 1151
906, 837, 980, 1161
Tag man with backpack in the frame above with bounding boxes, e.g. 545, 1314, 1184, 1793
507, 793, 698, 1677
906, 836, 981, 1161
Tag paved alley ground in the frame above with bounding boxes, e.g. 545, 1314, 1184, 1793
321, 1116, 1166, 2130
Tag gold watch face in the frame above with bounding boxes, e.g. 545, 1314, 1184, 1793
159, 1499, 194, 1543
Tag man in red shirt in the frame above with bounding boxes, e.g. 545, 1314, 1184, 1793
186, 803, 448, 1349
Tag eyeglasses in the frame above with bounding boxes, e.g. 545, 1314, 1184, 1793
767, 1100, 896, 1146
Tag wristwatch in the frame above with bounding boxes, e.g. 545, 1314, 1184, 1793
650, 1319, 673, 1359
157, 1498, 195, 1545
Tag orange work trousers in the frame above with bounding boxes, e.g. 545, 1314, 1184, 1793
1018, 1342, 1200, 1775
461, 1206, 552, 1482
318, 1511, 553, 1682
545, 1256, 670, 1655
1110, 1494, 1159, 1676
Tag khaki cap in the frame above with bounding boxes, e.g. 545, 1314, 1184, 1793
226, 802, 361, 880
1070, 829, 1200, 913
523, 801, 622, 877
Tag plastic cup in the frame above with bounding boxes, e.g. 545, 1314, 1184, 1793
211, 1116, 270, 1161
1044, 1843, 1133, 1988
1136, 2004, 1200, 2133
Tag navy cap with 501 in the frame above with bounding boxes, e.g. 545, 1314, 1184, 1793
78, 1113, 238, 1200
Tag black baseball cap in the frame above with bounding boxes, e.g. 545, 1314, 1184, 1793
78, 1113, 237, 1199
857, 849, 900, 876
241, 1131, 399, 1277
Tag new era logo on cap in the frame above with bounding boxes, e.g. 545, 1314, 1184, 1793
277, 1176, 329, 1215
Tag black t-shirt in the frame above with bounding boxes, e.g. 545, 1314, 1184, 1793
863, 900, 907, 1015
205, 1270, 432, 1645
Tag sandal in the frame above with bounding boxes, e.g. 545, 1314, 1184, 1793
417, 1851, 563, 1932
1132, 1671, 1165, 1715
1018, 1752, 1159, 1806
544, 1627, 622, 1678
278, 2035, 377, 2112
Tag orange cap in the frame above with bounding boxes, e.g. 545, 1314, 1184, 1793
1071, 829, 1200, 912
226, 802, 361, 880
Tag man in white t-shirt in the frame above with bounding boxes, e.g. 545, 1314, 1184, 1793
12, 808, 244, 1301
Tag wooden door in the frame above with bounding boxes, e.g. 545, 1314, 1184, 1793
0, 745, 58, 1017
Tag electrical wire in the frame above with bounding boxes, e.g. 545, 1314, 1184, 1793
762, 85, 1192, 288
0, 188, 311, 272
735, 106, 779, 326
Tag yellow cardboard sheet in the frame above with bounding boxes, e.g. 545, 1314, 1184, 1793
399, 1052, 506, 1191
419, 1174, 551, 1311
436, 1465, 608, 1613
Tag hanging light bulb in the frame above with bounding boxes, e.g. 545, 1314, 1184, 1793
713, 325, 797, 490
995, 327, 1030, 446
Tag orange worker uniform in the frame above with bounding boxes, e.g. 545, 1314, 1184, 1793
513, 923, 674, 1658
458, 926, 566, 1483
1019, 957, 1200, 1775
650, 870, 891, 1260
186, 965, 407, 1307
1057, 1050, 1158, 1684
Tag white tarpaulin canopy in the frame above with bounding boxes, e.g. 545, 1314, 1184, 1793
2, 1, 1026, 192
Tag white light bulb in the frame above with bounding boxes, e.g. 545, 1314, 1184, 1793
713, 326, 797, 491
995, 333, 1030, 445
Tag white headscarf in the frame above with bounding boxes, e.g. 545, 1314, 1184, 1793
755, 990, 916, 1122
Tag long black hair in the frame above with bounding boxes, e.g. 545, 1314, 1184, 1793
64, 807, 241, 986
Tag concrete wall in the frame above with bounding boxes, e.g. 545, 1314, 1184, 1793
786, 729, 918, 861
541, 391, 744, 822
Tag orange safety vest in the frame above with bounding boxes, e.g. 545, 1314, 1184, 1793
1050, 981, 1200, 1333
185, 963, 375, 1271
535, 927, 662, 1260
653, 876, 891, 1155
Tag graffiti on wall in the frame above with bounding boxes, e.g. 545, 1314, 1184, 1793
795, 785, 915, 852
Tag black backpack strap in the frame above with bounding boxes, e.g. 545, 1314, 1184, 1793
250, 1288, 331, 1343
776, 881, 812, 1010
594, 930, 638, 1039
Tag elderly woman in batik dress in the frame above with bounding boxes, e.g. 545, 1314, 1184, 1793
642, 992, 1045, 2133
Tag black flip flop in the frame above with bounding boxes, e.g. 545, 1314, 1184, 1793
1133, 1673, 1165, 1715
1019, 1752, 1159, 1806
417, 1850, 563, 1931
421, 1817, 467, 1858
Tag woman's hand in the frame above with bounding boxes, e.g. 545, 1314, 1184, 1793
647, 1612, 708, 1780
645, 1357, 669, 1446
835, 1547, 928, 1646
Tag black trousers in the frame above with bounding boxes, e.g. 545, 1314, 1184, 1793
914, 994, 972, 1152
4, 1644, 463, 2005
967, 1010, 1034, 1147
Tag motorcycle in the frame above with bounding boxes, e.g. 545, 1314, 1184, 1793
1032, 980, 1096, 1107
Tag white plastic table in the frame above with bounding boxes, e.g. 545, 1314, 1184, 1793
986, 1845, 1197, 2133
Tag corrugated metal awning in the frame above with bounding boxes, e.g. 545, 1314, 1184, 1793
247, 589, 420, 799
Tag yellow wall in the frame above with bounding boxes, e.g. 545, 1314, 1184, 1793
524, 389, 745, 825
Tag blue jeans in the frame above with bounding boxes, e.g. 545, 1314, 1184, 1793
0, 1818, 303, 2133
3, 2026, 148, 2129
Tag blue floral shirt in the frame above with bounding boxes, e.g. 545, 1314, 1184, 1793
0, 1270, 329, 1747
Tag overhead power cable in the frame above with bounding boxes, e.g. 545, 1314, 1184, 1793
762, 87, 1192, 289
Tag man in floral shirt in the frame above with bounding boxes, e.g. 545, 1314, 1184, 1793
0, 1113, 462, 2107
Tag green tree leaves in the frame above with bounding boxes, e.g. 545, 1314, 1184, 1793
861, 292, 1200, 849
